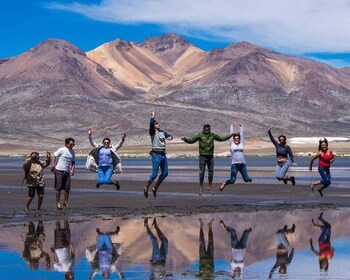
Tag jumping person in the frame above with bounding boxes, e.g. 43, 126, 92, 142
144, 217, 168, 279
144, 112, 173, 198
269, 224, 296, 278
182, 124, 231, 195
23, 151, 51, 211
310, 212, 334, 271
51, 138, 75, 209
87, 128, 126, 190
268, 127, 296, 185
309, 138, 335, 197
219, 123, 252, 192
220, 220, 252, 278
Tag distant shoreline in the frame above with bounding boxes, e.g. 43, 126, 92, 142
0, 138, 349, 157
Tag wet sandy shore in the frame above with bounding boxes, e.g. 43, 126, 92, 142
0, 164, 349, 225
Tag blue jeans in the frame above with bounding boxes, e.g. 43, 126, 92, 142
318, 167, 331, 189
98, 165, 114, 185
225, 163, 251, 185
148, 153, 168, 184
97, 234, 113, 251
276, 161, 290, 180
149, 235, 168, 263
226, 227, 250, 249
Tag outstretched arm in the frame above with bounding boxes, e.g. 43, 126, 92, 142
182, 134, 200, 144
229, 123, 234, 145
309, 238, 320, 256
214, 133, 232, 142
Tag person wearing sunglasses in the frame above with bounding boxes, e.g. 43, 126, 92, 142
88, 128, 126, 190
51, 138, 76, 209
219, 123, 252, 192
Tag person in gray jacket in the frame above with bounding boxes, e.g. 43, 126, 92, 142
88, 128, 126, 189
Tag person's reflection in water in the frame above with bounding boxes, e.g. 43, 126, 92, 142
310, 212, 334, 272
198, 218, 214, 279
144, 217, 168, 280
22, 220, 50, 270
86, 226, 125, 280
269, 223, 295, 279
219, 220, 251, 278
50, 220, 75, 280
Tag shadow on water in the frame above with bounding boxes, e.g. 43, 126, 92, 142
1, 209, 350, 279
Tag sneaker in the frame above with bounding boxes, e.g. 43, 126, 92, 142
290, 176, 296, 186
63, 201, 69, 208
114, 181, 120, 190
56, 203, 62, 210
283, 178, 288, 185
96, 183, 100, 188
144, 188, 148, 198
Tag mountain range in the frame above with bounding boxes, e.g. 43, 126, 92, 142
0, 33, 349, 151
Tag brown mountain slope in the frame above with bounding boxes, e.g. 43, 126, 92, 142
0, 35, 349, 152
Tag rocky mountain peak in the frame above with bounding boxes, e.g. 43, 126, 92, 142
29, 38, 86, 57
141, 33, 191, 53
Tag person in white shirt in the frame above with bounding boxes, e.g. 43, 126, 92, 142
51, 138, 76, 210
219, 123, 252, 192
220, 220, 252, 278
51, 220, 75, 280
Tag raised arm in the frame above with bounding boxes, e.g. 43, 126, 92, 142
240, 124, 244, 143
309, 239, 320, 256
149, 112, 156, 136
268, 127, 278, 147
229, 124, 234, 145
88, 128, 99, 148
112, 133, 126, 151
41, 152, 51, 168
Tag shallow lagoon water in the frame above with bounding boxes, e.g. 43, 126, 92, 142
1, 208, 350, 280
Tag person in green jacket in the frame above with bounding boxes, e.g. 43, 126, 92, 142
182, 124, 232, 195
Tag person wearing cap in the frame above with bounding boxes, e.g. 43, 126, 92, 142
23, 151, 51, 211
182, 124, 232, 195
144, 112, 173, 198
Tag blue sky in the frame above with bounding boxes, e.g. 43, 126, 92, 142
1, 0, 350, 68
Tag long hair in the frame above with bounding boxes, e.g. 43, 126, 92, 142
318, 138, 328, 151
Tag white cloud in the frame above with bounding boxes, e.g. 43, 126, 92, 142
47, 0, 350, 54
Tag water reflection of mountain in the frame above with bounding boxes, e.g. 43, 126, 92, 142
1, 209, 350, 274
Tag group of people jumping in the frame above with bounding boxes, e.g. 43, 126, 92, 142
23, 111, 335, 211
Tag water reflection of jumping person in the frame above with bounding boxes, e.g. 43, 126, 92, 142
144, 112, 173, 198
268, 127, 296, 185
23, 151, 51, 211
219, 123, 252, 192
87, 128, 126, 190
50, 220, 75, 280
310, 212, 334, 271
144, 217, 168, 279
219, 220, 252, 278
22, 221, 50, 270
182, 125, 232, 195
269, 224, 296, 278
86, 226, 124, 280
198, 218, 215, 279
309, 138, 335, 197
